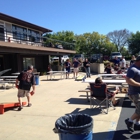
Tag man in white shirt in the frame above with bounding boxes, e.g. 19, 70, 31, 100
120, 56, 126, 69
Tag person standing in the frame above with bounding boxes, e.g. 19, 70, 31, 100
15, 65, 35, 111
120, 56, 126, 69
64, 59, 71, 79
72, 58, 80, 78
125, 56, 140, 131
130, 55, 136, 66
83, 58, 91, 78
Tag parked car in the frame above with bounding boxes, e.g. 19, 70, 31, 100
73, 54, 85, 63
90, 54, 103, 63
110, 52, 122, 60
61, 55, 69, 62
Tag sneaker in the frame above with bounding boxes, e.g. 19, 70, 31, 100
27, 103, 32, 107
134, 124, 140, 131
18, 106, 23, 111
125, 118, 134, 132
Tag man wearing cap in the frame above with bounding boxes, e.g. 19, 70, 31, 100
125, 56, 140, 131
15, 65, 35, 111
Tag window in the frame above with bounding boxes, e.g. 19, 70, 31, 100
12, 25, 27, 40
28, 29, 41, 42
23, 57, 35, 70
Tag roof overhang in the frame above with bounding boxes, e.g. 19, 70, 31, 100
0, 13, 52, 33
0, 41, 76, 55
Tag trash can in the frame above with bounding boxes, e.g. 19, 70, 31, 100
35, 75, 39, 85
53, 113, 93, 140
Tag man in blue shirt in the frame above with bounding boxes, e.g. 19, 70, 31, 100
64, 59, 71, 79
72, 58, 80, 78
125, 56, 140, 131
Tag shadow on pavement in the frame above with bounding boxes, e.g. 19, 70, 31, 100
67, 108, 108, 116
65, 98, 89, 105
41, 79, 60, 81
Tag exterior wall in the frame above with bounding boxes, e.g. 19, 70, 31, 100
0, 53, 49, 74
35, 55, 49, 72
5, 23, 12, 42
0, 20, 43, 43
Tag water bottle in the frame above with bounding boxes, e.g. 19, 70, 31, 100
82, 76, 86, 82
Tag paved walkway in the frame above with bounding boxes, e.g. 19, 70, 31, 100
0, 73, 126, 140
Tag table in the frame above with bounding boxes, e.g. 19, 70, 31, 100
11, 72, 20, 76
0, 76, 17, 89
78, 88, 90, 102
98, 74, 126, 79
82, 79, 126, 84
47, 71, 67, 80
98, 74, 126, 77
0, 76, 17, 79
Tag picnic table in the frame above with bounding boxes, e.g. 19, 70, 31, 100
47, 71, 67, 80
83, 79, 126, 84
98, 73, 126, 79
11, 72, 20, 76
0, 76, 17, 89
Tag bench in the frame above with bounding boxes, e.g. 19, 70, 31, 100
0, 102, 26, 114
78, 88, 90, 102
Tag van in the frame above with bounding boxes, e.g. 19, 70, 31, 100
110, 52, 122, 60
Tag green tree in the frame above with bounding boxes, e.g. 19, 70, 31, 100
43, 31, 75, 50
128, 31, 140, 55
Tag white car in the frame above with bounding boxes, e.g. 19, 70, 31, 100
110, 52, 122, 60
61, 55, 69, 62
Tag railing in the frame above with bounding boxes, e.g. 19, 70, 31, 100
0, 30, 75, 50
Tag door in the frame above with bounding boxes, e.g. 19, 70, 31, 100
0, 56, 4, 71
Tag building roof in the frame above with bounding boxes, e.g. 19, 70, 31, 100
0, 13, 52, 33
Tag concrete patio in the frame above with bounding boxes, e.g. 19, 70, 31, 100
0, 73, 126, 140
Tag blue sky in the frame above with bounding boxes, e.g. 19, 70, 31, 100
1, 0, 140, 35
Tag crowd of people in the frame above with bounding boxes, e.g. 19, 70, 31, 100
63, 58, 91, 79
104, 55, 132, 74
15, 54, 140, 132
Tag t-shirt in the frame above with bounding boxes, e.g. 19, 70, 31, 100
113, 59, 120, 65
104, 67, 112, 74
65, 61, 70, 70
17, 71, 35, 90
127, 65, 140, 95
83, 61, 90, 68
73, 61, 80, 68
120, 58, 126, 68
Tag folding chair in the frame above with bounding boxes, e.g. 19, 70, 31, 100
89, 83, 115, 114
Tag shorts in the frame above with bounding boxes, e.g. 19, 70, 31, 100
107, 90, 115, 99
66, 68, 70, 73
128, 94, 140, 115
17, 89, 30, 98
74, 68, 79, 73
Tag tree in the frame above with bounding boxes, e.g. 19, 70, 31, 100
43, 31, 75, 50
128, 31, 140, 55
75, 32, 117, 56
107, 29, 131, 52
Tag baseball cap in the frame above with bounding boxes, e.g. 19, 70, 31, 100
136, 55, 140, 61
